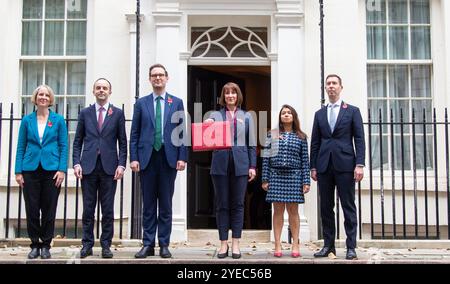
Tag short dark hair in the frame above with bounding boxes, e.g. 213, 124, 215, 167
149, 63, 168, 76
93, 78, 112, 91
218, 82, 244, 107
326, 74, 342, 86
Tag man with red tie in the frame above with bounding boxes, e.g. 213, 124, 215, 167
73, 78, 127, 258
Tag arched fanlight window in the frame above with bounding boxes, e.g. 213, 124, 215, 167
191, 26, 268, 58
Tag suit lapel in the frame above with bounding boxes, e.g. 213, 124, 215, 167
333, 101, 348, 132
220, 108, 227, 121
88, 104, 100, 135
30, 112, 40, 144
163, 94, 171, 129
41, 111, 56, 144
235, 109, 245, 138
101, 104, 113, 133
145, 94, 155, 127
319, 107, 332, 135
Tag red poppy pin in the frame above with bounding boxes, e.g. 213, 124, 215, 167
342, 103, 348, 109
108, 107, 113, 116
167, 96, 173, 106
47, 120, 53, 127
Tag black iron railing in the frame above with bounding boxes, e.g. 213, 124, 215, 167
0, 103, 129, 240
1, 103, 449, 240
334, 107, 450, 240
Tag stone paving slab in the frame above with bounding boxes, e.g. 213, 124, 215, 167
1, 241, 450, 264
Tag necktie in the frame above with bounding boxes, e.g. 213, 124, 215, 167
329, 104, 338, 132
98, 106, 105, 130
154, 96, 162, 151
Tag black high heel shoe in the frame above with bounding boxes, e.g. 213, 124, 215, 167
232, 246, 241, 259
217, 245, 229, 259
232, 252, 241, 259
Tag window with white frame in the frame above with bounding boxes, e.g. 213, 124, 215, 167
366, 0, 433, 170
21, 0, 87, 167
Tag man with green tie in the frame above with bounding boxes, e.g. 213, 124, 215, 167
130, 64, 187, 258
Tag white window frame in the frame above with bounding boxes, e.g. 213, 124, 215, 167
366, 0, 434, 173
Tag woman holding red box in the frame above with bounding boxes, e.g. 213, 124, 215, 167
205, 82, 257, 259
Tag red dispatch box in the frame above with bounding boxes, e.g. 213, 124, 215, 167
191, 121, 232, 152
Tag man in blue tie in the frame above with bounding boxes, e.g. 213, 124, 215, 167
73, 78, 128, 259
130, 64, 187, 258
310, 74, 365, 260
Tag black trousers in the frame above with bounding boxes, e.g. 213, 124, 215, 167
22, 165, 60, 249
211, 151, 248, 241
317, 159, 357, 249
81, 157, 117, 249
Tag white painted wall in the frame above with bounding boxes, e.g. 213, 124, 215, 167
441, 0, 450, 108
86, 0, 135, 111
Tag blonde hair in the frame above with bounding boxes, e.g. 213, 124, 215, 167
31, 84, 55, 106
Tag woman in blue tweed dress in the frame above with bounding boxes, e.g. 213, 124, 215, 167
262, 105, 310, 258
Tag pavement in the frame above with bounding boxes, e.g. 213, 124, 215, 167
1, 239, 450, 264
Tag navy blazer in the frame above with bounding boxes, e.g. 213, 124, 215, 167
130, 93, 187, 170
209, 108, 257, 176
310, 102, 365, 173
15, 110, 68, 173
72, 104, 127, 176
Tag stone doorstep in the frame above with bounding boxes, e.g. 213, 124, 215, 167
187, 229, 271, 245
0, 230, 271, 248
0, 238, 142, 248
2, 238, 450, 250
314, 239, 450, 249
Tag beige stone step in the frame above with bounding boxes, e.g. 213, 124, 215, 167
187, 229, 271, 245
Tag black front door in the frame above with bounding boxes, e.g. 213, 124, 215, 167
187, 66, 244, 228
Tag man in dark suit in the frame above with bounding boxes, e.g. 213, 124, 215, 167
73, 78, 127, 259
130, 64, 187, 258
310, 74, 365, 260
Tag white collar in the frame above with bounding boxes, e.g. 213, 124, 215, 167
328, 99, 342, 108
154, 93, 166, 101
96, 102, 110, 111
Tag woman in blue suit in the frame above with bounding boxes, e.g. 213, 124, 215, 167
15, 85, 68, 259
205, 82, 257, 259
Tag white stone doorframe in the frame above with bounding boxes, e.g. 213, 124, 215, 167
272, 1, 310, 243
132, 0, 311, 243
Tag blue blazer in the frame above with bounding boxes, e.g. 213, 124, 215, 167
209, 108, 257, 176
130, 93, 187, 169
72, 104, 128, 176
15, 110, 68, 174
310, 102, 365, 174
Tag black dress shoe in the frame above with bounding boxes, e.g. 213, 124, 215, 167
217, 246, 229, 259
80, 246, 93, 258
346, 248, 357, 260
101, 248, 113, 258
40, 248, 51, 259
159, 246, 172, 258
27, 248, 40, 259
232, 252, 242, 259
313, 246, 336, 257
134, 246, 155, 258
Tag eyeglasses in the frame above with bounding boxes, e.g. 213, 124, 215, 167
150, 73, 166, 78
